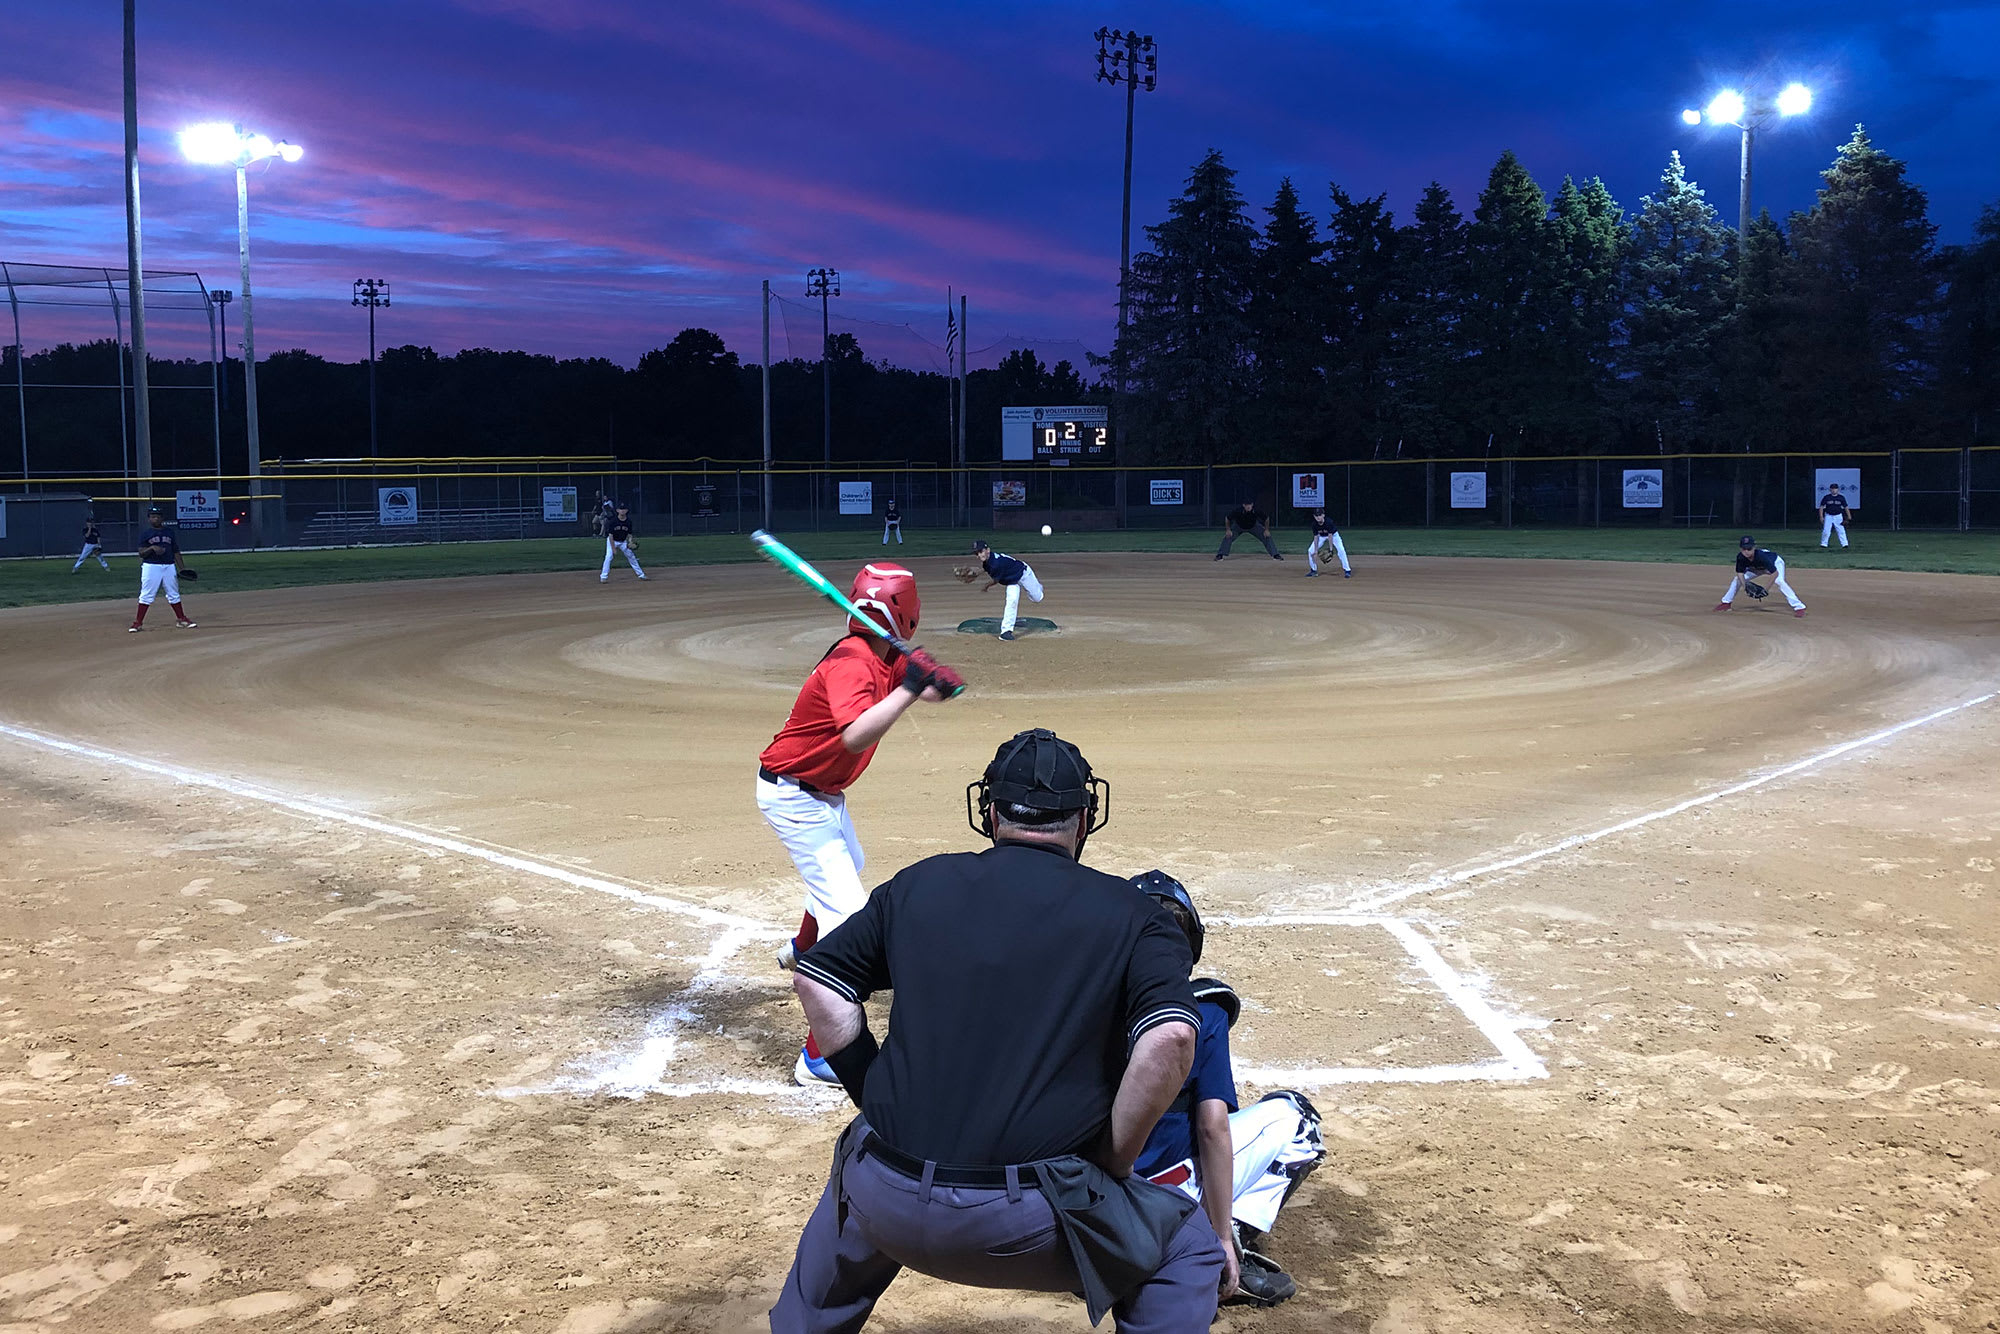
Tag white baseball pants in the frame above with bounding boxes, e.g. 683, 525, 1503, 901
73, 543, 108, 571
601, 539, 644, 578
1820, 514, 1848, 547
137, 563, 182, 605
1000, 567, 1044, 634
1306, 534, 1349, 574
1720, 557, 1804, 610
881, 520, 902, 544
1149, 1093, 1325, 1236
756, 774, 868, 937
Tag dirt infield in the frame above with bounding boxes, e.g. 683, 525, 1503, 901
2, 552, 1996, 1332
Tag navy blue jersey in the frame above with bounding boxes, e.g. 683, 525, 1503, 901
885, 501, 900, 521
1736, 547, 1780, 575
982, 550, 1028, 585
608, 517, 633, 542
1819, 492, 1848, 516
1308, 516, 1337, 538
1134, 999, 1238, 1178
1228, 508, 1268, 531
138, 527, 179, 564
82, 522, 101, 545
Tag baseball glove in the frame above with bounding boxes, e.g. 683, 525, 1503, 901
179, 568, 199, 581
1744, 581, 1768, 599
951, 564, 981, 585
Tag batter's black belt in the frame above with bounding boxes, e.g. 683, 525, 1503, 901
758, 765, 826, 797
862, 1132, 1046, 1190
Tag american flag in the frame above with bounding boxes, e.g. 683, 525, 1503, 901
945, 292, 957, 372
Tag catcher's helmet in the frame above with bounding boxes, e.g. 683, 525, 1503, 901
1131, 869, 1203, 966
1739, 534, 1756, 548
848, 562, 918, 640
966, 727, 1110, 838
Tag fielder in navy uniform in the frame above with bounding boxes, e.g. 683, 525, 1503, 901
72, 517, 110, 572
130, 509, 195, 631
1817, 483, 1850, 548
599, 506, 647, 582
1215, 501, 1283, 561
881, 498, 902, 545
970, 540, 1044, 641
1716, 535, 1805, 617
1303, 510, 1350, 578
1130, 872, 1325, 1309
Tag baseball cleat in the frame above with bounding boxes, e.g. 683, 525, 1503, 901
1794, 608, 1807, 618
637, 574, 648, 580
176, 620, 197, 628
1713, 602, 1731, 611
776, 940, 796, 971
1306, 571, 1319, 577
1343, 570, 1352, 578
127, 625, 142, 632
599, 576, 608, 583
793, 1045, 840, 1088
998, 630, 1016, 641
1213, 554, 1225, 561
1272, 553, 1285, 560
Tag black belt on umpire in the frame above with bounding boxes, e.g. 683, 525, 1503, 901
861, 1132, 1045, 1190
758, 765, 826, 798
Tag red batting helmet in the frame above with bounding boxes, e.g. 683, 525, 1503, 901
848, 562, 919, 641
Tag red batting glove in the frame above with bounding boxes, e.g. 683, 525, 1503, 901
928, 663, 967, 698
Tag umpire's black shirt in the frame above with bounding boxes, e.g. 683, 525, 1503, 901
796, 841, 1198, 1166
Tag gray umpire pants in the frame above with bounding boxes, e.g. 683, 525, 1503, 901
772, 1143, 1224, 1333
1216, 526, 1282, 558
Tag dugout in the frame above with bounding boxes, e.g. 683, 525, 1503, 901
0, 492, 92, 558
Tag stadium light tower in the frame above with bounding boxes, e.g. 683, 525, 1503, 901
1681, 82, 1812, 231
352, 279, 390, 457
209, 289, 233, 412
806, 267, 840, 464
1094, 26, 1157, 412
179, 123, 301, 546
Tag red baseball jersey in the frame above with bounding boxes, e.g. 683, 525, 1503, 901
759, 636, 900, 794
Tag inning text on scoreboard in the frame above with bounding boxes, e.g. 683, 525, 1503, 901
1000, 405, 1111, 464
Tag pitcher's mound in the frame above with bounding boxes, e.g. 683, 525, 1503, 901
957, 616, 1059, 637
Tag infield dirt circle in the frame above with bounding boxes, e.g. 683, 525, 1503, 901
2, 551, 1996, 1332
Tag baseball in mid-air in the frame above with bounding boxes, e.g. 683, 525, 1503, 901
1040, 524, 1052, 536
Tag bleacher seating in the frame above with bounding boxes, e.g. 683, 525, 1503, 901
293, 506, 555, 546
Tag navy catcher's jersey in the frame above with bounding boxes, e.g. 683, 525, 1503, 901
1819, 492, 1847, 516
1736, 547, 1780, 575
138, 528, 179, 564
983, 551, 1028, 585
608, 517, 633, 542
1308, 516, 1337, 538
1228, 508, 1268, 530
884, 501, 900, 521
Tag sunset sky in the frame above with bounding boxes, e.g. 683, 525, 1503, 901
4, 1, 1995, 369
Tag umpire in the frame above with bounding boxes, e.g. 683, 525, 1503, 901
774, 728, 1224, 1332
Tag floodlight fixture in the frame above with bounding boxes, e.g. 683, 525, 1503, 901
1680, 107, 1703, 126
1706, 89, 1747, 127
1777, 82, 1812, 116
177, 122, 302, 168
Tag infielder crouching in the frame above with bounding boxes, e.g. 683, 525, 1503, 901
1715, 535, 1805, 617
600, 506, 646, 581
1304, 509, 1350, 578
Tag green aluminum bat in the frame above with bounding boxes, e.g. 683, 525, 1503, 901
749, 530, 965, 697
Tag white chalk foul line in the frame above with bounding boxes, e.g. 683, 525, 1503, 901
0, 720, 767, 933
1335, 688, 2000, 915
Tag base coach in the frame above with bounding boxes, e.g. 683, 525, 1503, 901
773, 728, 1225, 1332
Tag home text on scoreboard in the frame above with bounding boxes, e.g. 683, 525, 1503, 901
1000, 405, 1111, 465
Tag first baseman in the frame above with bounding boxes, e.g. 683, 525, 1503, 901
967, 540, 1043, 640
1716, 535, 1805, 617
756, 562, 961, 1085
1818, 483, 1850, 548
130, 508, 195, 631
1304, 509, 1350, 578
72, 517, 110, 572
599, 506, 646, 581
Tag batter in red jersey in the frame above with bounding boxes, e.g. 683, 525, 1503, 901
757, 561, 963, 1086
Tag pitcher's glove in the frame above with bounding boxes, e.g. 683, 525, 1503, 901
179, 568, 199, 581
951, 564, 981, 585
1744, 581, 1768, 599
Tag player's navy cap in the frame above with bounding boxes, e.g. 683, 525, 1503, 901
971, 540, 989, 552
1739, 534, 1756, 547
147, 506, 164, 516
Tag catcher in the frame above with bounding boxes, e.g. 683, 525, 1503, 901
958, 541, 1043, 641
129, 507, 196, 631
1715, 535, 1805, 617
600, 505, 647, 582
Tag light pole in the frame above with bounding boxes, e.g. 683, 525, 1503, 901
1094, 26, 1156, 417
1681, 82, 1812, 232
352, 278, 390, 457
806, 267, 840, 464
179, 123, 301, 547
122, 0, 153, 484
209, 289, 232, 412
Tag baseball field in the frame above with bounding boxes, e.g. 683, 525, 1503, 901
2, 543, 1997, 1332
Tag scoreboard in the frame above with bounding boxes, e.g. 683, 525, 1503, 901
1001, 405, 1110, 464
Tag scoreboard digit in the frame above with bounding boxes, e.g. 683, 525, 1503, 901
1001, 405, 1112, 463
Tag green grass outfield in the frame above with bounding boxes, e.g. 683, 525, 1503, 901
4, 526, 1997, 610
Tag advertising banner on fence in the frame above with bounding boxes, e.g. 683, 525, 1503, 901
378, 486, 418, 526
1450, 471, 1487, 508
1149, 479, 1184, 506
1814, 467, 1862, 511
838, 481, 874, 515
175, 489, 220, 529
1621, 469, 1664, 508
1292, 472, 1325, 508
992, 480, 1027, 508
542, 486, 578, 522
691, 484, 719, 517
0, 497, 6, 540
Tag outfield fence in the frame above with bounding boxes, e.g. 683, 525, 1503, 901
4, 448, 1996, 558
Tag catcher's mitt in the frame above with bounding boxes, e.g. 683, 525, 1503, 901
179, 568, 199, 581
1744, 580, 1768, 599
951, 564, 981, 585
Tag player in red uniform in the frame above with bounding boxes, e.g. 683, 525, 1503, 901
757, 562, 962, 1085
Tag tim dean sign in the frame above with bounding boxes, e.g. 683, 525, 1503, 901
176, 490, 220, 529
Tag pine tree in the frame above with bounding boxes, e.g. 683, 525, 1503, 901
1464, 150, 1558, 448
1246, 178, 1328, 456
1325, 185, 1400, 451
1939, 204, 2000, 443
1622, 151, 1735, 449
1389, 181, 1471, 453
1713, 211, 1794, 452
1785, 125, 1941, 447
1117, 150, 1260, 461
1545, 175, 1627, 448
